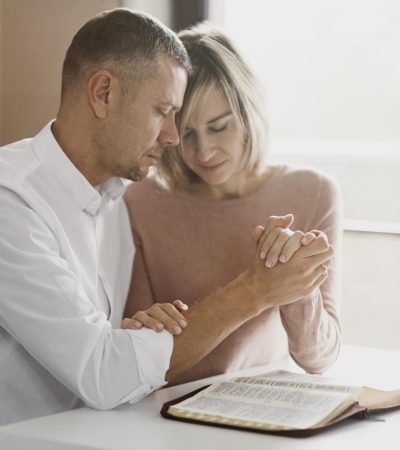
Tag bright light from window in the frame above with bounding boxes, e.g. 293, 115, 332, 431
209, 0, 400, 140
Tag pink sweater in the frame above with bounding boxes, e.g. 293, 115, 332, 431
124, 164, 342, 384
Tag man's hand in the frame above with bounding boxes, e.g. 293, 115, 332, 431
247, 234, 333, 311
122, 300, 188, 335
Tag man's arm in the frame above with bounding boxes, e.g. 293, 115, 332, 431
165, 236, 333, 381
166, 270, 256, 380
0, 189, 172, 409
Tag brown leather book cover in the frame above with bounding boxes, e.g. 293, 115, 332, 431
160, 385, 398, 438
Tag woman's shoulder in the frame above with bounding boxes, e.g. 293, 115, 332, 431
267, 163, 341, 227
124, 176, 169, 206
269, 163, 339, 196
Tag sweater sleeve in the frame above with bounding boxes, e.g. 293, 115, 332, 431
123, 196, 156, 319
279, 172, 343, 373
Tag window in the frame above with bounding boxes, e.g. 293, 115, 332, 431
209, 0, 400, 228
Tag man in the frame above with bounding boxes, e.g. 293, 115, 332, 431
0, 8, 332, 425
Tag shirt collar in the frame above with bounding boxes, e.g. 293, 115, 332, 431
31, 121, 126, 216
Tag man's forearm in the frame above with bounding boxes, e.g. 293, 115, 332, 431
165, 270, 261, 381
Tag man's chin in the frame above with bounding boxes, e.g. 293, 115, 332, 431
129, 166, 149, 182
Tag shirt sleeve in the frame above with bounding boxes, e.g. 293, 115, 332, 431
0, 188, 172, 410
279, 172, 342, 373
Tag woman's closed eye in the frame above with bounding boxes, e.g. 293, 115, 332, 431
183, 129, 193, 139
209, 122, 228, 133
183, 120, 229, 140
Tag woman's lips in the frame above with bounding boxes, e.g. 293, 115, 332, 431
197, 161, 226, 171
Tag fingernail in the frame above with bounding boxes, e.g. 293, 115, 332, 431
155, 323, 164, 331
180, 304, 189, 311
260, 251, 266, 259
179, 320, 187, 328
279, 255, 286, 263
173, 326, 182, 335
265, 260, 273, 268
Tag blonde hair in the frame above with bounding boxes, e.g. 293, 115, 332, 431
157, 22, 268, 188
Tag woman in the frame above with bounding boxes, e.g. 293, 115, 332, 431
123, 23, 342, 384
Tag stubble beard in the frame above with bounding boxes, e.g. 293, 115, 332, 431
130, 165, 147, 182
124, 146, 164, 182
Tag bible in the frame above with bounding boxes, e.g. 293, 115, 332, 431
161, 370, 400, 437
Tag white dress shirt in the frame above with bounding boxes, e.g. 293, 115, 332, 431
0, 122, 173, 426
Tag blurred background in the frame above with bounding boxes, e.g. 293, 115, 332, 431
1, 0, 399, 351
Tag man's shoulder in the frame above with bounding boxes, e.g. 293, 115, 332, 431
0, 138, 38, 185
0, 138, 61, 237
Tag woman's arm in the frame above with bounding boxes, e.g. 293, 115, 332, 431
279, 174, 343, 373
124, 227, 155, 319
123, 218, 190, 336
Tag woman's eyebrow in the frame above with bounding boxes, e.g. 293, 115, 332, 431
185, 112, 232, 130
206, 111, 232, 125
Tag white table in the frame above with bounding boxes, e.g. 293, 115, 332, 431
1, 345, 400, 450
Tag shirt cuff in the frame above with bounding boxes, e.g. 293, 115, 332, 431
127, 328, 173, 389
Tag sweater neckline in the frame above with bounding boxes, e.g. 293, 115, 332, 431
155, 164, 282, 208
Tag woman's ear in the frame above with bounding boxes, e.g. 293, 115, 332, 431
87, 70, 113, 119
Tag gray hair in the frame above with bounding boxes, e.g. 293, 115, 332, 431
61, 8, 191, 98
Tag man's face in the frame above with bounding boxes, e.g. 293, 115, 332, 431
98, 55, 187, 182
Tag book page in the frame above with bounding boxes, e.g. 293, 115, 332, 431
169, 378, 357, 430
233, 370, 361, 396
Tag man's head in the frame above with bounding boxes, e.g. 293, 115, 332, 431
61, 8, 190, 100
57, 9, 190, 184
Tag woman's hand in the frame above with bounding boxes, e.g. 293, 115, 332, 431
252, 214, 327, 268
122, 299, 188, 335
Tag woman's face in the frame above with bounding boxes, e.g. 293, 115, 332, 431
180, 86, 246, 198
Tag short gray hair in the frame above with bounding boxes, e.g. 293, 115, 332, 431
61, 8, 191, 98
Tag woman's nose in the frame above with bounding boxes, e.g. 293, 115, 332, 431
195, 135, 215, 162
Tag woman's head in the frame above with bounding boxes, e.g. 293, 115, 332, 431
158, 23, 268, 193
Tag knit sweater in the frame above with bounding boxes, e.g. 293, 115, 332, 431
124, 164, 342, 384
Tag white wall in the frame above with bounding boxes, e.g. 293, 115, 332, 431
0, 0, 120, 146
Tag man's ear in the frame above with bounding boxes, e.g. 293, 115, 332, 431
87, 70, 114, 119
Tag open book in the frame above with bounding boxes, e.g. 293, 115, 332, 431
161, 370, 400, 437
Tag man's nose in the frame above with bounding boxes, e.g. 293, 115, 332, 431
160, 116, 180, 148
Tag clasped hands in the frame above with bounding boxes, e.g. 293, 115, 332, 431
122, 214, 333, 334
